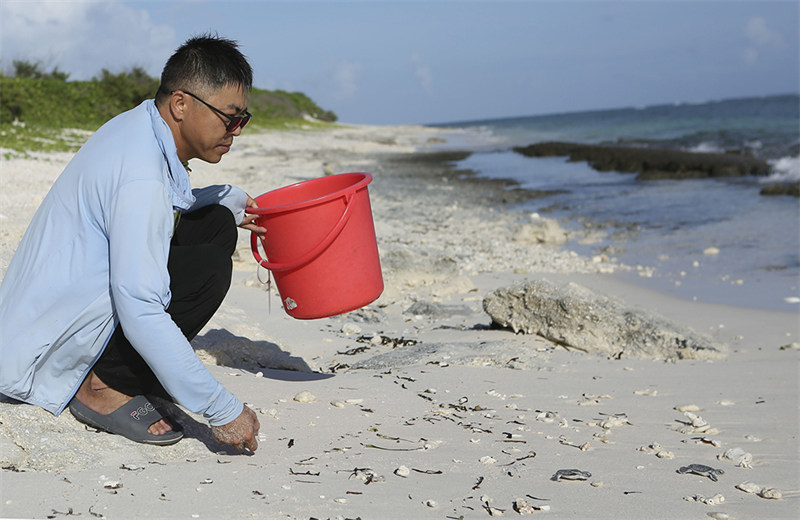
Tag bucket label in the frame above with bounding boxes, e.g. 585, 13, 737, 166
283, 297, 298, 310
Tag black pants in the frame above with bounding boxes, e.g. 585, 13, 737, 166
92, 205, 237, 399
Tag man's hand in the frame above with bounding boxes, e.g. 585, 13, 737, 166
238, 195, 266, 235
211, 405, 260, 451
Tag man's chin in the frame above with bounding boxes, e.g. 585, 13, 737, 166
201, 152, 225, 164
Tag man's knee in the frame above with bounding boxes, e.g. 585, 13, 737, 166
204, 205, 238, 256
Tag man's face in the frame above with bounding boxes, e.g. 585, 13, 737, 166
180, 84, 249, 164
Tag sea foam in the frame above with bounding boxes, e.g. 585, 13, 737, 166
765, 156, 800, 182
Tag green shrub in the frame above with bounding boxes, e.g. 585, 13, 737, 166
0, 61, 337, 153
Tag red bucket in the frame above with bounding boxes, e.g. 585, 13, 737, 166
246, 172, 383, 319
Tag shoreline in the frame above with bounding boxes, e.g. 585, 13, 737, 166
1, 124, 798, 519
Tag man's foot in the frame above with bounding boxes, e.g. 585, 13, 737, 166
71, 371, 180, 442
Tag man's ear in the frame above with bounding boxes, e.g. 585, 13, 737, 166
169, 91, 187, 123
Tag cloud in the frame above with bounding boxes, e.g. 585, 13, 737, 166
411, 54, 433, 94
744, 16, 784, 47
0, 0, 176, 79
742, 16, 786, 66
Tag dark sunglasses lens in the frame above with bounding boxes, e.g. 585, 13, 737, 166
227, 114, 251, 133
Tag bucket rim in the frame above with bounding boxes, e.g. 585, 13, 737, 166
246, 172, 372, 216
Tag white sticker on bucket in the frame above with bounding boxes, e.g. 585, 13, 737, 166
283, 297, 298, 310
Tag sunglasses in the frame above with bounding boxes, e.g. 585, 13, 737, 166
172, 90, 252, 133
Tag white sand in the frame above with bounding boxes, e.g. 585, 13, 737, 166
1, 124, 798, 519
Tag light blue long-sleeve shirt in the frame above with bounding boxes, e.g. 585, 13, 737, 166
0, 100, 246, 426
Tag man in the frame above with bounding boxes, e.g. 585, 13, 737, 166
0, 35, 263, 450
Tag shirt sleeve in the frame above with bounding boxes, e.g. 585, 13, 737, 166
190, 184, 249, 225
106, 179, 243, 426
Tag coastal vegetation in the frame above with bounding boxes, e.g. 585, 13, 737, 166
0, 60, 337, 155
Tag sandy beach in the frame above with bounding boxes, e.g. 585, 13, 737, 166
1, 124, 798, 520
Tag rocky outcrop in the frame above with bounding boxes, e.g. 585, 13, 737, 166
513, 141, 770, 180
760, 181, 800, 197
483, 279, 725, 360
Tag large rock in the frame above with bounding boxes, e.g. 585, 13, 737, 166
483, 279, 725, 360
760, 181, 800, 197
513, 141, 770, 180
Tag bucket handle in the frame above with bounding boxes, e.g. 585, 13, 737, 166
250, 192, 356, 272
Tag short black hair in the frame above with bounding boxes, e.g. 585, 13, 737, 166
156, 33, 252, 104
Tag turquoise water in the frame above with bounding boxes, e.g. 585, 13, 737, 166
436, 95, 800, 311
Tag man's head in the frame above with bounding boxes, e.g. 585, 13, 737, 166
156, 34, 254, 164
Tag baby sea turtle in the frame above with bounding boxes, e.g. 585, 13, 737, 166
551, 469, 592, 481
677, 464, 724, 481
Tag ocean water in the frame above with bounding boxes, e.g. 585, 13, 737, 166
435, 95, 800, 311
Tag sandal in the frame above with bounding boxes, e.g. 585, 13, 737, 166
69, 395, 183, 446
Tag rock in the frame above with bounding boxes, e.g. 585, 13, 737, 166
718, 447, 753, 468
349, 340, 548, 370
341, 324, 362, 335
403, 301, 472, 318
482, 279, 725, 360
513, 141, 770, 179
293, 391, 317, 403
760, 181, 800, 197
759, 488, 782, 499
513, 217, 568, 245
394, 465, 410, 477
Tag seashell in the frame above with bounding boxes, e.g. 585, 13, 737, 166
684, 411, 708, 428
479, 456, 496, 465
718, 447, 753, 468
536, 411, 557, 423
103, 481, 123, 489
340, 324, 361, 335
590, 481, 603, 487
333, 497, 347, 504
735, 481, 762, 494
425, 499, 438, 508
513, 498, 536, 514
552, 468, 591, 481
638, 442, 661, 454
394, 465, 410, 478
293, 390, 317, 403
600, 415, 628, 429
694, 436, 722, 447
656, 450, 675, 459
634, 388, 658, 396
330, 400, 346, 408
758, 488, 782, 500
684, 493, 724, 505
706, 513, 730, 520
349, 468, 384, 484
675, 404, 700, 412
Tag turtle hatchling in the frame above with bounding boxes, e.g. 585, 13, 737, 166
552, 469, 592, 481
677, 464, 724, 481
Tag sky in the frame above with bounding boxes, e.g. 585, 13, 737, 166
1, 0, 797, 125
